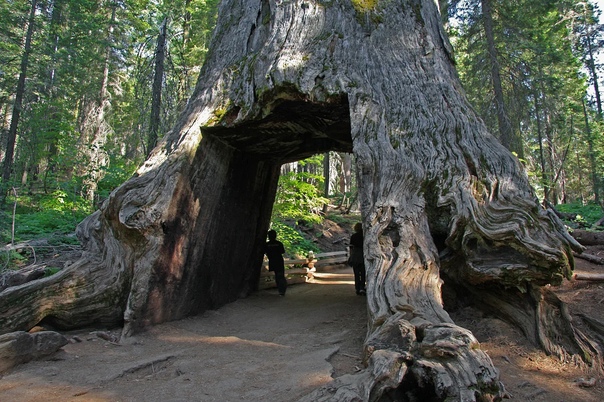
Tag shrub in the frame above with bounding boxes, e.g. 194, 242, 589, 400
269, 220, 321, 258
556, 202, 603, 227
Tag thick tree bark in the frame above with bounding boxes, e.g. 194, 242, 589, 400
0, 0, 596, 399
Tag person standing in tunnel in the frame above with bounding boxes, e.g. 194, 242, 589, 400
349, 222, 366, 295
264, 229, 287, 296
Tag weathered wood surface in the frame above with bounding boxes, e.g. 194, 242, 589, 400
571, 229, 604, 246
574, 252, 604, 265
0, 266, 45, 292
0, 0, 596, 399
574, 273, 604, 281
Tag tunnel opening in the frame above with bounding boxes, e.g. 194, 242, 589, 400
203, 92, 353, 163
180, 91, 360, 317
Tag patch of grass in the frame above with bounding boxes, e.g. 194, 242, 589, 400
0, 250, 27, 272
1, 191, 89, 244
44, 267, 62, 277
556, 202, 603, 227
326, 212, 359, 227
9, 210, 85, 242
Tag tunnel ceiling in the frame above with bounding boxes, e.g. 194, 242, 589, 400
203, 98, 353, 163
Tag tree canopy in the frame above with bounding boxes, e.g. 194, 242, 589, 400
446, 0, 604, 204
1, 1, 603, 220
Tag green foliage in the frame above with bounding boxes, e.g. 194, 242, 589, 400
272, 157, 329, 224
273, 172, 328, 224
326, 212, 359, 227
448, 0, 602, 204
269, 220, 320, 258
10, 210, 84, 242
44, 267, 62, 277
97, 160, 139, 200
0, 0, 223, 213
1, 191, 90, 243
556, 202, 603, 226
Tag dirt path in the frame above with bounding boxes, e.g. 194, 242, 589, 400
1, 260, 603, 401
0, 268, 367, 402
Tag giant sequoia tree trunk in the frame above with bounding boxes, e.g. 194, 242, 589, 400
0, 0, 598, 400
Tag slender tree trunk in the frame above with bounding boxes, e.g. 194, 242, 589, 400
583, 99, 600, 203
2, 0, 38, 186
544, 107, 558, 202
533, 92, 550, 201
576, 150, 585, 203
180, 0, 192, 108
341, 152, 352, 195
552, 140, 571, 204
147, 17, 169, 156
76, 3, 115, 203
438, 0, 449, 26
38, 0, 65, 191
322, 152, 330, 214
481, 0, 516, 154
585, 25, 602, 118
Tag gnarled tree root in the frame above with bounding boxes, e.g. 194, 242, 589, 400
445, 279, 603, 372
300, 313, 504, 402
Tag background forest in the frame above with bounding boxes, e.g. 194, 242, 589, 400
1, 0, 603, 261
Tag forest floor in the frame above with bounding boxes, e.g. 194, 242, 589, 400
0, 219, 603, 401
450, 242, 604, 401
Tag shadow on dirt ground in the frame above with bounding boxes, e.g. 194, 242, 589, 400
0, 267, 367, 402
1, 238, 603, 401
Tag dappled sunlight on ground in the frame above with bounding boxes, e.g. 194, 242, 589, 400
158, 334, 291, 350
310, 271, 356, 285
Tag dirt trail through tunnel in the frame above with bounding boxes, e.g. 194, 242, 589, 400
0, 268, 368, 402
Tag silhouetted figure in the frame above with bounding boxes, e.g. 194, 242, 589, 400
349, 222, 366, 295
264, 229, 287, 296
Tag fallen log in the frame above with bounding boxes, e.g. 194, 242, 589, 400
573, 273, 604, 281
0, 266, 46, 292
593, 216, 604, 229
570, 229, 604, 246
573, 252, 604, 265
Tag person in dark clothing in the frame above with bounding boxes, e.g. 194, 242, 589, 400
264, 229, 287, 296
349, 222, 366, 295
